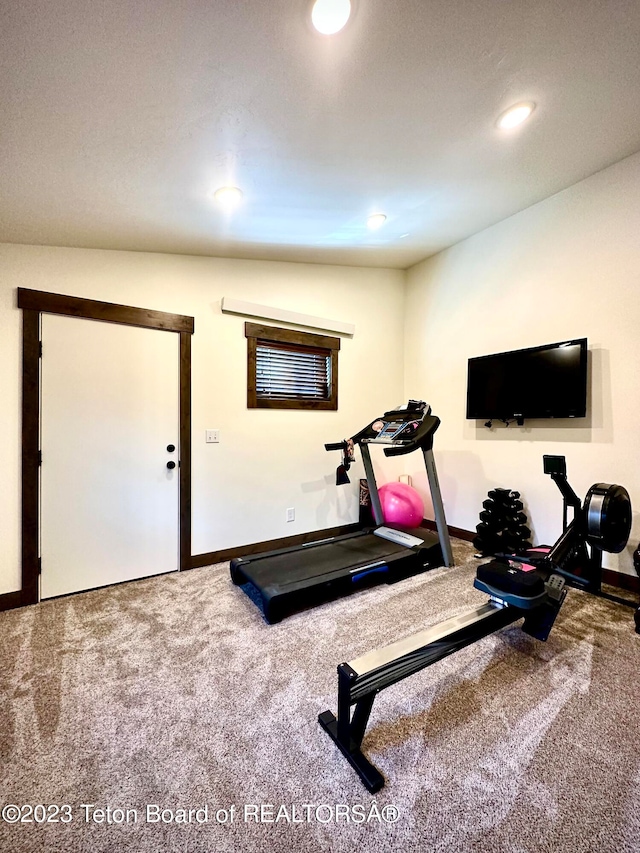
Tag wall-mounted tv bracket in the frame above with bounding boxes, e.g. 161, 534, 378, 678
484, 416, 525, 429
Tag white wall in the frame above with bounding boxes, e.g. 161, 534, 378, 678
404, 151, 640, 575
0, 245, 406, 594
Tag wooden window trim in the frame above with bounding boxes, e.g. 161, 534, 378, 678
245, 322, 339, 411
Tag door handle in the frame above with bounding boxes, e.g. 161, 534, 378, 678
167, 461, 176, 470
167, 444, 176, 453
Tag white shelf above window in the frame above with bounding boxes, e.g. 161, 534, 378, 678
221, 297, 355, 336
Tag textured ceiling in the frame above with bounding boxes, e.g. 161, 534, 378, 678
2, 0, 640, 268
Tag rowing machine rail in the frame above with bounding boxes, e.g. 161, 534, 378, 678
319, 575, 566, 792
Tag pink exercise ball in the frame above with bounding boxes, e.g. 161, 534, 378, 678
378, 482, 424, 528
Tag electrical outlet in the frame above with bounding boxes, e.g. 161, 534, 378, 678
205, 429, 220, 443
286, 507, 295, 523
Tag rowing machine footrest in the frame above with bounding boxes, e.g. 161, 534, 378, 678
522, 575, 567, 641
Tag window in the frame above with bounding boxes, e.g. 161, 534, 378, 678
245, 322, 339, 410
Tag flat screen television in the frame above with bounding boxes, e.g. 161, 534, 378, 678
466, 338, 588, 423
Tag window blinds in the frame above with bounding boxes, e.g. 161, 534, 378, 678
256, 341, 331, 400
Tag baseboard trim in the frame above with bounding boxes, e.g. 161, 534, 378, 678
0, 590, 24, 612
603, 568, 640, 594
189, 522, 362, 569
421, 519, 475, 543
3, 527, 634, 612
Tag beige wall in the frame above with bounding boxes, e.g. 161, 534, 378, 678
404, 151, 640, 575
3, 150, 639, 596
0, 245, 406, 594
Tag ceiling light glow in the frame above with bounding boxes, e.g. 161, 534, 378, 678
214, 186, 243, 206
496, 102, 536, 130
367, 213, 387, 230
311, 0, 352, 34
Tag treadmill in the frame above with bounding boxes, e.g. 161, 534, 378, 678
230, 400, 454, 623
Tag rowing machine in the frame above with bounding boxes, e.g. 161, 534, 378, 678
500, 455, 637, 630
319, 561, 566, 792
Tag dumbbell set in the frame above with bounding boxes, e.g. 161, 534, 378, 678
473, 487, 532, 557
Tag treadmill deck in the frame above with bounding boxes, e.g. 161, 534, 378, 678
230, 529, 443, 623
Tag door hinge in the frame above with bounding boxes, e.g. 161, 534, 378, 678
38, 450, 42, 466
38, 557, 42, 576
39, 341, 43, 358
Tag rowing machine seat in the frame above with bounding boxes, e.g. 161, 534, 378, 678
475, 558, 548, 608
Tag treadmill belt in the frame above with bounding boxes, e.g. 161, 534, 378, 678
241, 534, 410, 587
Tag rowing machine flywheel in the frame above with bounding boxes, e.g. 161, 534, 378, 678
584, 483, 632, 553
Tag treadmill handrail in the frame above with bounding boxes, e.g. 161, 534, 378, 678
325, 440, 347, 451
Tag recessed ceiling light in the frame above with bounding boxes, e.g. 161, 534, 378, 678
213, 186, 243, 206
367, 213, 387, 230
496, 102, 536, 130
311, 0, 351, 35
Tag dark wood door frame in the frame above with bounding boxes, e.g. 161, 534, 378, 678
12, 287, 194, 609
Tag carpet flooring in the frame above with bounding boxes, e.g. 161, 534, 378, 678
1, 538, 640, 853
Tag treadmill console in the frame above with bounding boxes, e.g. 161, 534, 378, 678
375, 420, 417, 441
355, 400, 436, 452
325, 400, 442, 474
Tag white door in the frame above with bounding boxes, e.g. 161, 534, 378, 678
40, 314, 180, 599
